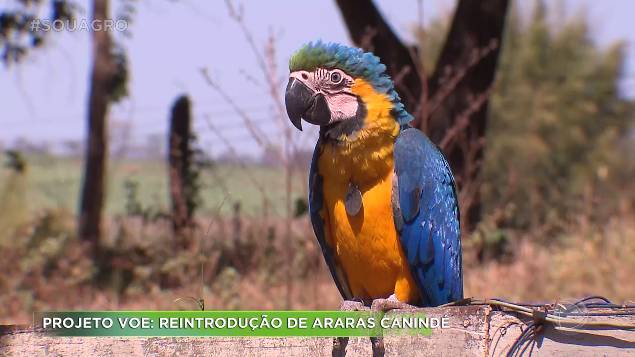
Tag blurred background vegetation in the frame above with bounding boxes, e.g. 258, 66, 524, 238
418, 2, 635, 257
1, 1, 634, 324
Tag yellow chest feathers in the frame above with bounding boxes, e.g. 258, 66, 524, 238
315, 79, 419, 302
317, 78, 399, 184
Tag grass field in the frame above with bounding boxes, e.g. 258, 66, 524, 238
1, 153, 634, 325
0, 154, 307, 218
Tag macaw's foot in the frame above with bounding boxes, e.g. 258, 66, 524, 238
339, 299, 370, 311
370, 336, 385, 357
334, 335, 385, 357
371, 294, 417, 312
332, 336, 348, 357
333, 299, 371, 356
366, 294, 417, 357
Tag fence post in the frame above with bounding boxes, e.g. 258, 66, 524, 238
168, 94, 194, 249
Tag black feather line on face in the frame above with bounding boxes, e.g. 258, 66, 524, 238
320, 97, 367, 143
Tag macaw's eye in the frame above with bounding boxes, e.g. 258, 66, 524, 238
330, 71, 342, 84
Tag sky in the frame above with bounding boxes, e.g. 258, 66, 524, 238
1, 0, 634, 156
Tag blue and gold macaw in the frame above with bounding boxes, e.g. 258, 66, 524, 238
285, 41, 462, 309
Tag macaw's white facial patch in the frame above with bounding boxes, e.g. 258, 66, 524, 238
321, 97, 366, 142
325, 93, 359, 122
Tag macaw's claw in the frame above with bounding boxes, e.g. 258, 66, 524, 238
332, 336, 348, 357
333, 296, 415, 357
368, 295, 419, 356
333, 336, 385, 357
371, 294, 418, 312
370, 336, 385, 357
339, 299, 370, 311
333, 299, 372, 357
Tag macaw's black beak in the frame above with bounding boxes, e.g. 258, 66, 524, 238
285, 77, 331, 131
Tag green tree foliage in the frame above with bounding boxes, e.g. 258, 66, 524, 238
0, 0, 75, 64
1, 0, 130, 98
418, 2, 634, 237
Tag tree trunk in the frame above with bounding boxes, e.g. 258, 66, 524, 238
423, 0, 509, 233
168, 95, 193, 248
78, 0, 114, 255
334, 0, 509, 233
334, 0, 422, 112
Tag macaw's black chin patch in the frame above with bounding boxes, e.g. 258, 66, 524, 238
321, 98, 367, 143
304, 94, 331, 126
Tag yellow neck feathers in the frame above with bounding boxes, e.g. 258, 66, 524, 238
318, 78, 400, 186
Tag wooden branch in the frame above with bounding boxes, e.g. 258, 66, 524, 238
423, 0, 509, 137
2, 306, 634, 356
439, 87, 494, 150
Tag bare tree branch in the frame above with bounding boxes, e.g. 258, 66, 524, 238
200, 68, 273, 150
334, 0, 423, 112
202, 114, 278, 216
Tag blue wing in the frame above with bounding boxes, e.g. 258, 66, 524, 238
393, 128, 463, 306
308, 140, 353, 300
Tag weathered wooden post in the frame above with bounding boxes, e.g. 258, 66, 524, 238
3, 305, 634, 355
232, 201, 242, 246
168, 94, 194, 249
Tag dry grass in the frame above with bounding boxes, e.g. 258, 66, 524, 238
1, 272, 341, 325
465, 216, 635, 303
2, 210, 634, 326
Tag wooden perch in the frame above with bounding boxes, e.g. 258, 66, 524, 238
2, 305, 634, 356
